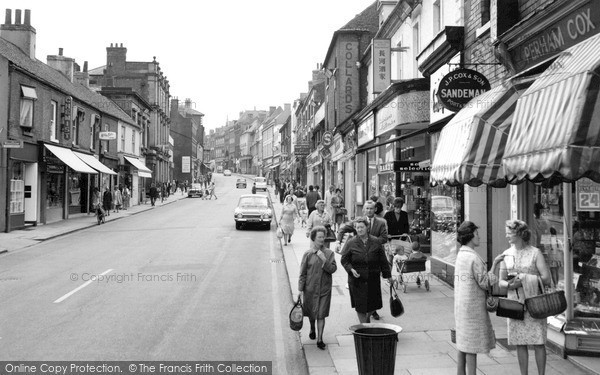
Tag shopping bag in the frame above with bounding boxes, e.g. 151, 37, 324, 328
276, 226, 284, 239
289, 296, 303, 331
496, 297, 524, 320
525, 277, 567, 319
390, 285, 405, 317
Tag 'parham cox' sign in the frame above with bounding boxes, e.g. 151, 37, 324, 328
436, 68, 491, 112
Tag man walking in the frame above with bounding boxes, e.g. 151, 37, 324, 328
306, 185, 320, 217
149, 183, 158, 206
363, 199, 389, 320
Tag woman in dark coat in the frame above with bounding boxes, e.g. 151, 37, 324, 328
102, 186, 112, 216
298, 226, 337, 350
341, 217, 392, 323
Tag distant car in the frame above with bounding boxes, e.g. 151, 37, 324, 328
254, 177, 268, 191
187, 183, 204, 198
223, 169, 232, 176
216, 166, 223, 173
234, 194, 273, 230
431, 195, 458, 232
236, 178, 247, 189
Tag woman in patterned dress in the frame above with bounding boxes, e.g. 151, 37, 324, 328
279, 195, 299, 245
499, 219, 551, 375
454, 221, 505, 375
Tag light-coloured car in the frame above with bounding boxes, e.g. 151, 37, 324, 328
187, 183, 204, 198
223, 169, 232, 176
254, 177, 267, 191
236, 178, 247, 189
234, 194, 273, 230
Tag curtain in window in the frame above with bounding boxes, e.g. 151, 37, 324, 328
20, 99, 33, 127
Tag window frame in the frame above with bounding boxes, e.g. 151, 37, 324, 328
19, 85, 37, 128
50, 100, 58, 142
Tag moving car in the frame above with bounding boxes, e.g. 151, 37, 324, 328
254, 177, 268, 192
223, 169, 232, 176
236, 178, 247, 189
234, 194, 273, 230
187, 183, 204, 198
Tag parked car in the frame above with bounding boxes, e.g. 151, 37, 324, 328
254, 177, 268, 191
234, 194, 273, 230
187, 183, 204, 198
223, 169, 232, 176
431, 195, 458, 232
236, 178, 247, 189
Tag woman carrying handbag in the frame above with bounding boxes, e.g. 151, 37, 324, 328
499, 220, 551, 375
298, 226, 337, 350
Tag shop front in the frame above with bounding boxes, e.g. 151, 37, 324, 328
124, 155, 152, 206
306, 150, 321, 188
7, 142, 38, 231
503, 32, 600, 355
41, 144, 97, 224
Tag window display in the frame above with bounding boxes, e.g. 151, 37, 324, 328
46, 171, 64, 208
10, 162, 24, 214
430, 184, 463, 265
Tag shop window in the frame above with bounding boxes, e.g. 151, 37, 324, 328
430, 185, 463, 265
10, 161, 24, 214
90, 115, 99, 151
72, 107, 84, 146
20, 86, 37, 128
46, 172, 64, 208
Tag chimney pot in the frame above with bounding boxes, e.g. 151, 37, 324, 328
120, 43, 123, 47
24, 9, 30, 25
58, 47, 63, 56
110, 43, 113, 47
83, 61, 88, 72
15, 9, 21, 24
5, 9, 11, 24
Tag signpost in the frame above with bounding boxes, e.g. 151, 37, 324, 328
99, 132, 117, 140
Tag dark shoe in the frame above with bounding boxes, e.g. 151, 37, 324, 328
309, 331, 316, 340
288, 237, 292, 243
317, 341, 326, 350
372, 311, 380, 320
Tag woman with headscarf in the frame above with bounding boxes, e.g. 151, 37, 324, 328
298, 226, 337, 350
279, 195, 299, 245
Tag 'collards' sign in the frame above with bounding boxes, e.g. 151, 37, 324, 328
437, 68, 490, 112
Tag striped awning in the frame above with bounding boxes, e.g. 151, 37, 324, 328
430, 78, 534, 187
504, 33, 600, 183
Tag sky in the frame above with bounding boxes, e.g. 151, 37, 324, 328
11, 0, 377, 130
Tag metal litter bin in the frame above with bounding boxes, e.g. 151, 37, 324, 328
349, 323, 402, 375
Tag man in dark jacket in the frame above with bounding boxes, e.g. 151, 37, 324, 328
305, 185, 320, 216
149, 183, 158, 206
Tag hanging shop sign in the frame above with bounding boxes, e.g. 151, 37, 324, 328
320, 147, 332, 160
322, 131, 333, 147
357, 115, 374, 147
372, 39, 391, 94
294, 143, 310, 156
576, 178, 600, 211
380, 160, 432, 172
2, 139, 23, 148
182, 156, 191, 173
437, 68, 491, 112
99, 132, 117, 140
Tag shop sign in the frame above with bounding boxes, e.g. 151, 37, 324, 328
357, 115, 374, 146
576, 178, 600, 211
372, 39, 391, 94
322, 131, 333, 147
2, 140, 23, 148
437, 68, 491, 112
513, 4, 600, 71
378, 162, 395, 173
337, 37, 360, 124
307, 151, 321, 167
394, 161, 430, 172
99, 132, 117, 140
431, 55, 460, 124
375, 100, 397, 137
294, 143, 310, 156
332, 134, 344, 161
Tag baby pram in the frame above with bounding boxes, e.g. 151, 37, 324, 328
387, 234, 430, 293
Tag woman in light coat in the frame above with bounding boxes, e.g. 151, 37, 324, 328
298, 226, 337, 350
112, 186, 123, 213
454, 221, 504, 375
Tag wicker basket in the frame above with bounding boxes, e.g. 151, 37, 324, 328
525, 278, 567, 319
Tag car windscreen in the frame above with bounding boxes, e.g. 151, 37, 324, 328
238, 197, 268, 207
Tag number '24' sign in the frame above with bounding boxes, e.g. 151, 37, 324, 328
576, 178, 600, 211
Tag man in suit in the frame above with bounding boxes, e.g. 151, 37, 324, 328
363, 199, 389, 320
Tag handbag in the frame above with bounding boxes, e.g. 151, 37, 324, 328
496, 290, 525, 320
324, 225, 336, 243
289, 296, 303, 331
525, 277, 567, 319
276, 226, 284, 239
486, 278, 499, 312
390, 284, 405, 317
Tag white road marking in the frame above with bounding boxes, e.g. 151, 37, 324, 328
53, 268, 113, 303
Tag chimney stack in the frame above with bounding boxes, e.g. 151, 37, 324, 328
185, 98, 192, 109
106, 43, 127, 73
1, 9, 37, 59
47, 48, 75, 82
74, 60, 89, 88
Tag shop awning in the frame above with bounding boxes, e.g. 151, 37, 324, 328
430, 77, 534, 187
124, 156, 152, 176
503, 33, 600, 183
44, 144, 97, 174
73, 151, 116, 175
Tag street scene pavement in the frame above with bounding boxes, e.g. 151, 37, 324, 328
1, 173, 599, 374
